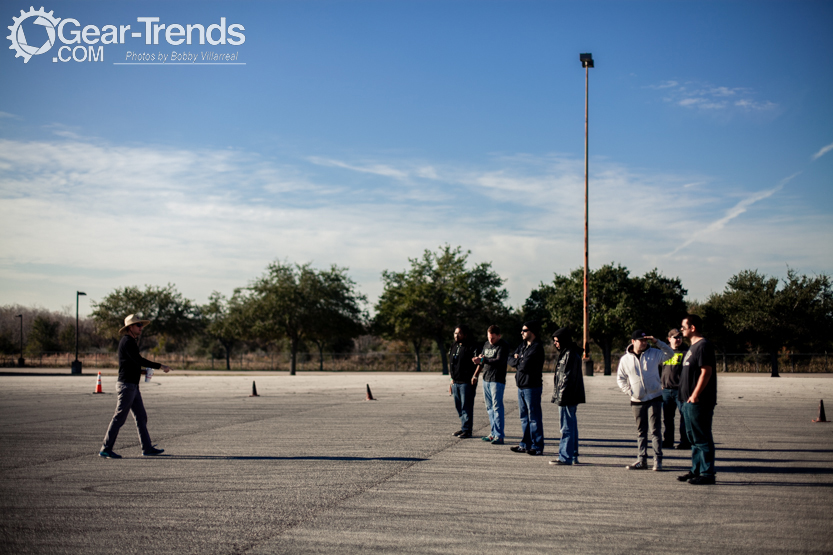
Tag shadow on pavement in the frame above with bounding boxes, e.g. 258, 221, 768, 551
142, 455, 428, 462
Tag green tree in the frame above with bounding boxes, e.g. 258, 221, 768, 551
375, 245, 508, 375
530, 265, 687, 375
241, 261, 366, 375
708, 269, 833, 375
25, 315, 61, 356
202, 291, 247, 370
91, 284, 201, 351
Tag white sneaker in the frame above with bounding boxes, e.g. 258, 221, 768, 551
653, 459, 662, 471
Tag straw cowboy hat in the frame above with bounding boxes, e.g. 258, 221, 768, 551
119, 314, 151, 335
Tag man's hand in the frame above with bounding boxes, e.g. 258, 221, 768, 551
160, 365, 172, 373
687, 393, 699, 403
471, 356, 482, 364
471, 376, 479, 386
448, 383, 453, 396
514, 354, 519, 359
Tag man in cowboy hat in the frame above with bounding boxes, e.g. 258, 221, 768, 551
99, 314, 172, 459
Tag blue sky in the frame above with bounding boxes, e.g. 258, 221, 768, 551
1, 0, 832, 316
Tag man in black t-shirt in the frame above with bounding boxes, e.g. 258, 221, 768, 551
678, 314, 717, 485
472, 325, 510, 445
661, 328, 690, 450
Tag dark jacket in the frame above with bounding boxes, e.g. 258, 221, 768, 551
118, 335, 161, 385
449, 340, 479, 384
479, 338, 510, 384
508, 339, 545, 389
551, 342, 586, 406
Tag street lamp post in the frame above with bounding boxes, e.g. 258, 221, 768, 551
580, 52, 594, 377
71, 291, 86, 374
16, 314, 24, 367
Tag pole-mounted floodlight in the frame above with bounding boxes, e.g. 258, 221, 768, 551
16, 314, 24, 368
580, 52, 594, 376
72, 291, 87, 374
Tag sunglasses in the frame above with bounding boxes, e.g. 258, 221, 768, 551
521, 329, 530, 333
133, 323, 144, 329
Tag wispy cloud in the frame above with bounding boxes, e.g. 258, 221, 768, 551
812, 141, 833, 161
0, 139, 829, 310
650, 80, 777, 113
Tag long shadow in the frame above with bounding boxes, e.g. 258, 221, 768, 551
143, 455, 427, 462
718, 465, 833, 475
721, 447, 833, 454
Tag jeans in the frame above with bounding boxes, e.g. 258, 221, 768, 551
662, 388, 688, 446
482, 381, 505, 440
682, 402, 716, 477
102, 382, 153, 451
632, 397, 663, 461
517, 386, 544, 451
558, 405, 579, 464
452, 383, 476, 433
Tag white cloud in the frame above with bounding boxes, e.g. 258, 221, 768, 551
0, 138, 829, 313
651, 80, 778, 114
812, 141, 833, 161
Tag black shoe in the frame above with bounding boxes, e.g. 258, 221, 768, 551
689, 475, 715, 485
142, 446, 165, 456
457, 431, 472, 439
99, 448, 122, 459
452, 430, 464, 437
677, 471, 696, 482
675, 443, 692, 450
510, 446, 527, 454
526, 449, 542, 456
626, 460, 648, 470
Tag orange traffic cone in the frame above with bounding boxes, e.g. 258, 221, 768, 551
812, 399, 828, 423
365, 384, 376, 401
93, 372, 104, 394
249, 381, 259, 397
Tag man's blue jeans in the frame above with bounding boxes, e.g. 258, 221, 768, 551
558, 405, 579, 464
452, 383, 476, 433
517, 386, 544, 451
682, 402, 716, 477
662, 388, 688, 446
482, 381, 505, 440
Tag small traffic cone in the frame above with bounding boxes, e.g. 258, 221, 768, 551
93, 372, 104, 394
812, 399, 828, 423
249, 381, 259, 397
365, 384, 376, 401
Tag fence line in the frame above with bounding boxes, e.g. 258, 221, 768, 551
0, 350, 830, 373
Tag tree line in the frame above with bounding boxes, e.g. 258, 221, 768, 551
1, 245, 830, 375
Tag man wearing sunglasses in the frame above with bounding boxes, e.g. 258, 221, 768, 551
508, 321, 546, 456
99, 314, 172, 459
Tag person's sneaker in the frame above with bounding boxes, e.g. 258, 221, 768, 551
652, 458, 662, 471
674, 443, 692, 450
526, 449, 542, 456
626, 460, 647, 470
457, 431, 472, 439
572, 457, 580, 465
677, 471, 696, 482
452, 430, 464, 437
549, 459, 571, 465
510, 446, 527, 454
99, 448, 122, 459
491, 438, 504, 445
142, 446, 165, 456
482, 435, 494, 442
689, 475, 716, 485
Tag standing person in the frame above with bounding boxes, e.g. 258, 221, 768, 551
508, 321, 545, 456
449, 325, 479, 439
472, 325, 510, 445
548, 328, 585, 466
661, 328, 690, 450
99, 314, 171, 459
616, 329, 674, 471
678, 314, 718, 485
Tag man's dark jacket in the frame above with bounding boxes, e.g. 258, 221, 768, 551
118, 335, 161, 385
449, 340, 479, 384
551, 341, 586, 406
508, 339, 545, 389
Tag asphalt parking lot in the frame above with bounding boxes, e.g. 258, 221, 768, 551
1, 372, 831, 554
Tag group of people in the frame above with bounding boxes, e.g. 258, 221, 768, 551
448, 314, 717, 485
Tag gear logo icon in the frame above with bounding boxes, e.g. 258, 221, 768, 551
7, 6, 61, 63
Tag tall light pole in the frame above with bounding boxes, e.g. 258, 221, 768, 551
16, 314, 24, 368
71, 291, 86, 375
580, 53, 594, 377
